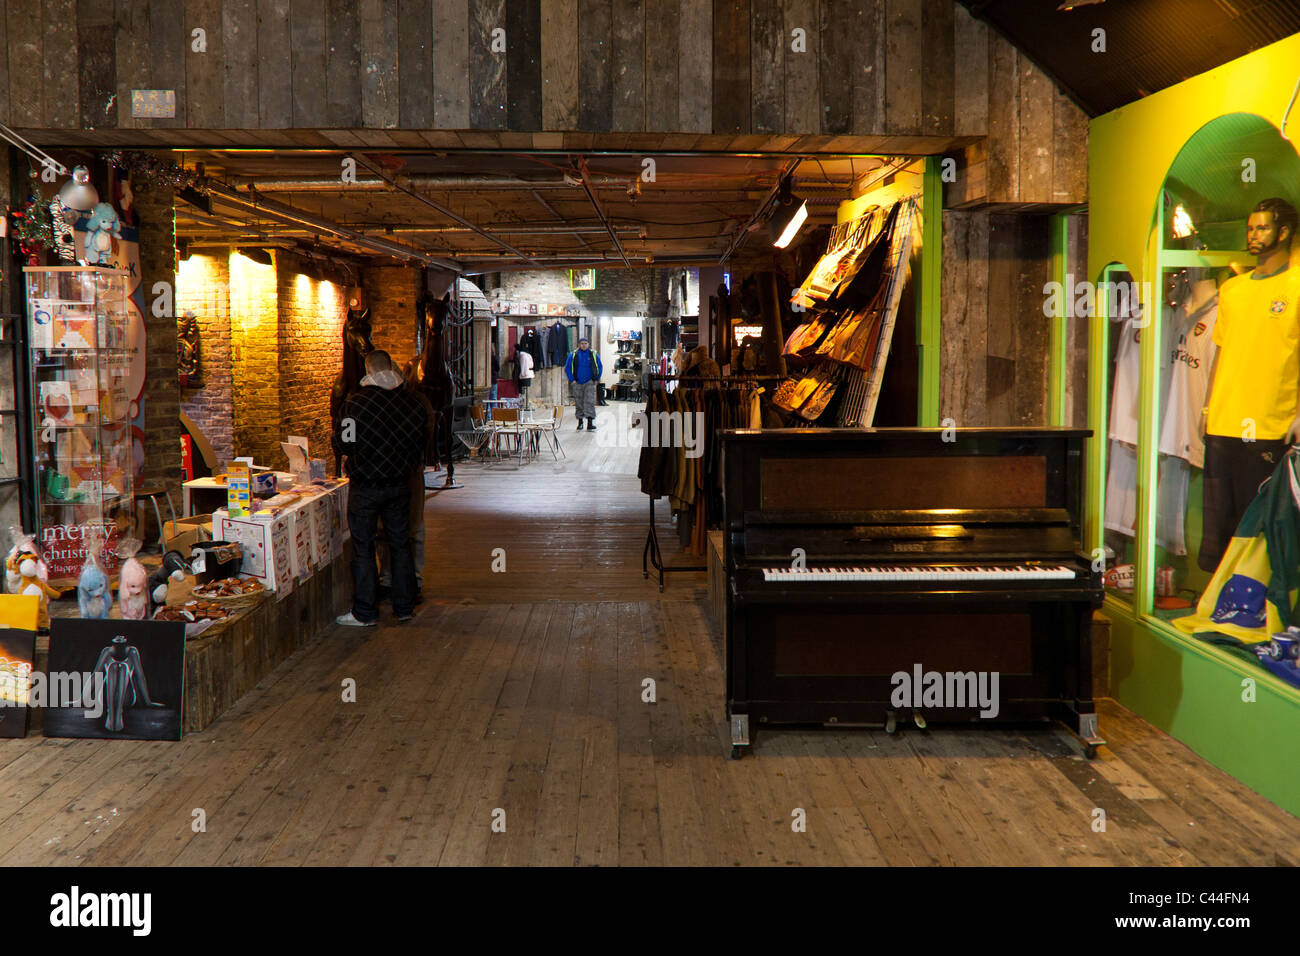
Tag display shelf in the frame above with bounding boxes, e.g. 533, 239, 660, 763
25, 266, 134, 584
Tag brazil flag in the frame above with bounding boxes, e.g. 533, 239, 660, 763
1175, 450, 1300, 643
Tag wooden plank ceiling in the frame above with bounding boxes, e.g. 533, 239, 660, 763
175, 150, 879, 271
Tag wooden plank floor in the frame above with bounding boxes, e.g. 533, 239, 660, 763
2, 401, 1297, 865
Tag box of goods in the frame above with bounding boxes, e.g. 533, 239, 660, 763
164, 515, 212, 555
214, 509, 295, 597
288, 500, 314, 583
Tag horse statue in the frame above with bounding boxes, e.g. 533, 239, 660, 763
404, 294, 456, 482
330, 306, 374, 474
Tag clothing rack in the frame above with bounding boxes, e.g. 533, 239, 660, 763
648, 373, 783, 383
642, 371, 774, 590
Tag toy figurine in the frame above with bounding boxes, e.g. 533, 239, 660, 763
146, 550, 191, 616
10, 553, 60, 630
82, 202, 121, 266
77, 561, 113, 619
5, 528, 58, 629
117, 557, 149, 620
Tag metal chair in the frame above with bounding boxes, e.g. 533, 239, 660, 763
134, 486, 177, 553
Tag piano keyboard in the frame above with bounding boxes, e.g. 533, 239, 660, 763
761, 564, 1077, 583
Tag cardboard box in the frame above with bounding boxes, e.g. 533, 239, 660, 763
164, 515, 212, 555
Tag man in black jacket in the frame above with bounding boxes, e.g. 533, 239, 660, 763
336, 350, 428, 626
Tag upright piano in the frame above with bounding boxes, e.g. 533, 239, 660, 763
721, 427, 1104, 757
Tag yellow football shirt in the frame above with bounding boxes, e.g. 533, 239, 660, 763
1207, 267, 1300, 440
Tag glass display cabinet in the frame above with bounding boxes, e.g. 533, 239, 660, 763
24, 267, 134, 584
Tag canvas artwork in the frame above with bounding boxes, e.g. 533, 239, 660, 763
44, 618, 185, 741
0, 595, 39, 738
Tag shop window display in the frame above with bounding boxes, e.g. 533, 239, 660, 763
1145, 115, 1300, 627
1102, 264, 1142, 601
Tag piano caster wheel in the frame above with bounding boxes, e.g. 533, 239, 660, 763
730, 746, 744, 760
884, 712, 897, 734
1082, 743, 1098, 760
912, 711, 927, 731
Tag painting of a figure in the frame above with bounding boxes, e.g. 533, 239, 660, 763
44, 619, 185, 741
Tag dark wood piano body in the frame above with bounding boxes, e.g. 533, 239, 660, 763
721, 427, 1103, 756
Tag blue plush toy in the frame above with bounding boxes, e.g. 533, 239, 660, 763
77, 560, 113, 619
82, 202, 121, 266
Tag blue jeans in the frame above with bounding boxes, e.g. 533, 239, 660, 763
348, 481, 417, 620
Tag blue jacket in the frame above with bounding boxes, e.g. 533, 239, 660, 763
566, 348, 602, 383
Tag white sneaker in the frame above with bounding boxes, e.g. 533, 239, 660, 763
336, 612, 377, 627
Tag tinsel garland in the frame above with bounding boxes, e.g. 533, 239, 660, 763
104, 150, 210, 194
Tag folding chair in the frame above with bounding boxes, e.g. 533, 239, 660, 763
457, 404, 494, 458
489, 406, 526, 462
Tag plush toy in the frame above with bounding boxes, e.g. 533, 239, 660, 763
146, 550, 191, 616
117, 556, 149, 620
77, 561, 113, 619
10, 553, 60, 630
82, 202, 121, 266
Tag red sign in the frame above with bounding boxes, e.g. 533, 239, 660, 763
40, 522, 120, 582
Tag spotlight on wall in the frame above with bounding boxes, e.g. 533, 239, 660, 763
236, 246, 274, 266
769, 177, 807, 249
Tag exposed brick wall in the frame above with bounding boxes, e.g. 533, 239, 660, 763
362, 265, 420, 364
277, 252, 345, 470
492, 267, 656, 315
175, 253, 234, 462
134, 171, 182, 508
230, 251, 279, 466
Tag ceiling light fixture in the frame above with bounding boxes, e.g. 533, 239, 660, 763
236, 247, 274, 266
769, 177, 808, 249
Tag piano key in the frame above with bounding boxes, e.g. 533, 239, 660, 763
758, 564, 1078, 582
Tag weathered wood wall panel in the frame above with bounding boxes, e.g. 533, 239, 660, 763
578, 0, 612, 131
506, 0, 542, 131
44, 0, 80, 129
540, 0, 577, 130
678, 0, 711, 134
222, 0, 259, 129
951, 1, 987, 137
711, 0, 748, 135
433, 0, 470, 128
185, 0, 224, 128
468, 0, 505, 129
749, 0, 781, 134
0, 2, 9, 127
79, 0, 116, 129
360, 0, 399, 128
885, 0, 922, 134
642, 0, 677, 132
258, 0, 293, 128
10, 0, 44, 128
942, 209, 1056, 427
850, 0, 886, 136
325, 0, 363, 127
610, 0, 644, 132
397, 0, 434, 127
781, 0, 816, 134
920, 0, 953, 136
9, 1, 1086, 215
115, 0, 150, 130
818, 0, 852, 136
950, 24, 1089, 209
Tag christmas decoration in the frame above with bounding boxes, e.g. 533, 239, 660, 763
104, 150, 209, 194
10, 168, 55, 264
49, 198, 76, 262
